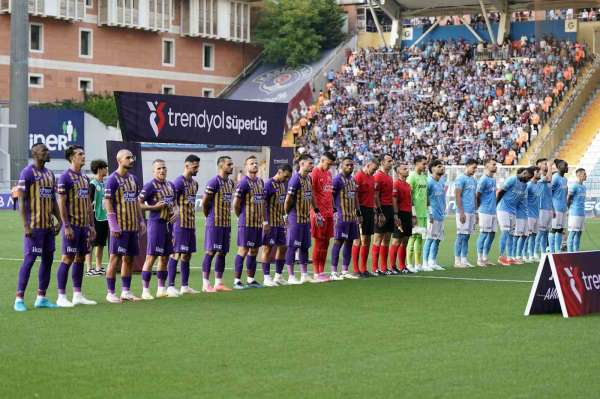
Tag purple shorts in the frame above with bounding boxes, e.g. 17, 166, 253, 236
24, 228, 55, 256
173, 227, 196, 254
146, 220, 174, 256
334, 221, 360, 241
62, 225, 90, 255
204, 225, 231, 253
286, 223, 311, 250
237, 226, 263, 248
109, 231, 139, 256
262, 226, 286, 247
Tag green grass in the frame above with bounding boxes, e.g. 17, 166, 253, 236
1, 212, 600, 398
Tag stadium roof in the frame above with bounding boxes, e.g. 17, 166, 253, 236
368, 0, 600, 17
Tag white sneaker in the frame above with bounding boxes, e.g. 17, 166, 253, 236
300, 274, 316, 284
287, 276, 302, 285
263, 276, 277, 287
57, 295, 74, 308
72, 293, 97, 305
166, 286, 180, 298
120, 291, 141, 301
341, 271, 359, 279
273, 274, 288, 286
414, 264, 423, 272
141, 291, 155, 300
180, 286, 200, 295
406, 264, 418, 273
420, 264, 434, 272
330, 272, 343, 281
454, 261, 468, 269
477, 260, 487, 267
430, 264, 445, 271
461, 259, 474, 268
106, 293, 122, 304
156, 287, 167, 298
532, 254, 541, 262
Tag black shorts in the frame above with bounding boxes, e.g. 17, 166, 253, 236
360, 206, 374, 236
92, 219, 109, 247
393, 211, 413, 238
375, 205, 395, 234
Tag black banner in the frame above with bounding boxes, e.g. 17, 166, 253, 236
268, 147, 295, 177
115, 91, 288, 147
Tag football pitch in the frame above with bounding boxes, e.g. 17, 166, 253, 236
1, 212, 600, 398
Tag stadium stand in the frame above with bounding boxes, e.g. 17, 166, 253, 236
295, 37, 591, 165
557, 89, 600, 166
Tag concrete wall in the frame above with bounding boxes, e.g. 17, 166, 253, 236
577, 21, 600, 54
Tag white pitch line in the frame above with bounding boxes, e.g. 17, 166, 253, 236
0, 258, 533, 283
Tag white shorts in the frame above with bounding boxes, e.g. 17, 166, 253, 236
497, 211, 516, 233
456, 212, 477, 235
426, 219, 445, 240
538, 209, 552, 231
568, 215, 585, 232
478, 212, 497, 233
515, 218, 528, 236
552, 211, 568, 230
527, 217, 539, 235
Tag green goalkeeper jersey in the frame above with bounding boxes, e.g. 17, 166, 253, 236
407, 171, 428, 218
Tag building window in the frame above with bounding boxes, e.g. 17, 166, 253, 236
29, 23, 43, 53
162, 38, 175, 66
203, 43, 214, 70
85, 0, 93, 8
202, 88, 214, 98
79, 29, 93, 58
29, 74, 44, 88
162, 85, 175, 95
79, 78, 93, 93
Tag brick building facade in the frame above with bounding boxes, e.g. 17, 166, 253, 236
0, 0, 262, 103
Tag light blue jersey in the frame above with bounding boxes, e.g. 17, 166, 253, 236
516, 184, 528, 219
569, 182, 586, 217
498, 176, 527, 215
477, 174, 497, 215
551, 173, 568, 212
427, 176, 446, 221
539, 176, 553, 210
526, 180, 541, 219
455, 174, 477, 213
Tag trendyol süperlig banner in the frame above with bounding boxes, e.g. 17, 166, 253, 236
114, 91, 288, 146
525, 251, 600, 318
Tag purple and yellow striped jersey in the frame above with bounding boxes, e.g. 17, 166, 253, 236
264, 177, 287, 227
173, 175, 198, 229
18, 165, 56, 229
57, 169, 91, 227
104, 171, 140, 232
235, 175, 265, 228
332, 173, 358, 222
205, 175, 235, 228
287, 172, 312, 224
139, 178, 175, 222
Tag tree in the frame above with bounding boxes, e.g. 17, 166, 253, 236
255, 0, 345, 67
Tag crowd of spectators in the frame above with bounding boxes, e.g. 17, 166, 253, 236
295, 37, 590, 165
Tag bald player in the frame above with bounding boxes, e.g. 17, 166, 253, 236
14, 143, 62, 311
104, 149, 146, 303
201, 156, 235, 292
139, 159, 177, 300
56, 145, 97, 307
168, 154, 201, 293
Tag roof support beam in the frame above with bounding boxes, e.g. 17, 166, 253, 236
478, 0, 495, 43
460, 16, 483, 42
367, 0, 388, 48
410, 18, 439, 49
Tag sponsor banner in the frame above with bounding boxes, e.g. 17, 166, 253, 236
269, 147, 295, 178
29, 108, 84, 158
115, 91, 287, 147
525, 251, 600, 318
285, 83, 312, 132
0, 193, 16, 210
